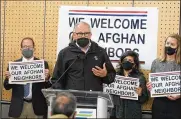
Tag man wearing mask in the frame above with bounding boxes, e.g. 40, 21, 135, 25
52, 21, 116, 91
4, 37, 52, 118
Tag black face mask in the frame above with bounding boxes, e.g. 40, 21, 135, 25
122, 61, 134, 71
76, 38, 89, 48
165, 46, 177, 55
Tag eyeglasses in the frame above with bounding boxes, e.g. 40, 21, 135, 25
75, 32, 91, 37
22, 45, 34, 49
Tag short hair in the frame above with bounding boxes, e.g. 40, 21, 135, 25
20, 37, 35, 48
73, 21, 91, 32
52, 92, 77, 117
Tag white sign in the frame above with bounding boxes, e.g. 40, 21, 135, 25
76, 108, 96, 118
103, 75, 139, 100
149, 71, 181, 97
57, 6, 158, 70
8, 60, 45, 84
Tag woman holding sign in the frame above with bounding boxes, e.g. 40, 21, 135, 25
111, 51, 148, 119
147, 34, 181, 119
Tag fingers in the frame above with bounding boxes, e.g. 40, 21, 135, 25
167, 95, 176, 100
103, 63, 106, 69
146, 82, 152, 91
5, 71, 11, 79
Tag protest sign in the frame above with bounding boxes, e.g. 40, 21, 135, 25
149, 71, 181, 97
8, 60, 45, 84
103, 75, 139, 100
57, 6, 158, 70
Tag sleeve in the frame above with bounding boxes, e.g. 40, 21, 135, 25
151, 59, 157, 73
43, 61, 52, 88
138, 74, 149, 104
51, 51, 66, 89
101, 50, 116, 84
3, 66, 15, 90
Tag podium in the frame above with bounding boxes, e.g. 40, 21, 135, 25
42, 89, 114, 118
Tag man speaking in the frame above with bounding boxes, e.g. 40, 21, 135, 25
52, 21, 116, 91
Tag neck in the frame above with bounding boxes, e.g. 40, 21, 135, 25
124, 69, 132, 77
166, 54, 176, 61
24, 56, 33, 60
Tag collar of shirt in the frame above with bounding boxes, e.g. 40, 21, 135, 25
22, 57, 34, 62
76, 41, 91, 53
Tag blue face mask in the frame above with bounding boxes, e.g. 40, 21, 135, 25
22, 49, 33, 58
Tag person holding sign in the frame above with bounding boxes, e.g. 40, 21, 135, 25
146, 34, 181, 119
52, 21, 116, 91
111, 51, 148, 119
3, 37, 52, 118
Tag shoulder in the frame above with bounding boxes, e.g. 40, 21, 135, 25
14, 58, 23, 62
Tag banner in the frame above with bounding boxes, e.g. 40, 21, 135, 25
103, 75, 139, 100
8, 60, 45, 84
57, 6, 158, 70
149, 71, 181, 97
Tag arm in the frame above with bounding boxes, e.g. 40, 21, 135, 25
51, 51, 66, 89
138, 74, 149, 104
101, 51, 116, 84
3, 67, 15, 90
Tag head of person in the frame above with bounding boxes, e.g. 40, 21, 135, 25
52, 92, 77, 119
160, 34, 180, 64
117, 51, 140, 74
72, 21, 92, 48
20, 37, 35, 59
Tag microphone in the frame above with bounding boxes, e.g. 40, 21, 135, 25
51, 55, 80, 89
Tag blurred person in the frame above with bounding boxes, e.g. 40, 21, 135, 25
50, 92, 77, 119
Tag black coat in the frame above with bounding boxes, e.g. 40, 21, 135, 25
3, 57, 52, 118
52, 41, 116, 91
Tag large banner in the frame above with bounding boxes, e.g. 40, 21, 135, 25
149, 71, 181, 97
57, 6, 158, 70
103, 75, 139, 100
8, 60, 45, 84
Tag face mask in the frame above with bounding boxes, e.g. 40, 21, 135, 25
122, 61, 134, 70
76, 38, 89, 48
165, 46, 177, 55
22, 49, 33, 58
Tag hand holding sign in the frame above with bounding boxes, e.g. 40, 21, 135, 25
167, 95, 181, 101
5, 71, 11, 79
136, 87, 142, 96
45, 69, 50, 80
146, 82, 152, 91
92, 63, 107, 77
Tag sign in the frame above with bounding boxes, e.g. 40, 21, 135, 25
57, 6, 158, 70
8, 60, 45, 84
149, 71, 181, 97
76, 108, 96, 119
103, 75, 139, 100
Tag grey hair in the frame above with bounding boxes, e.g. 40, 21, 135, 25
52, 92, 77, 117
73, 21, 91, 32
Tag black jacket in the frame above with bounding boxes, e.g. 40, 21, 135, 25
3, 57, 52, 118
52, 41, 116, 91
